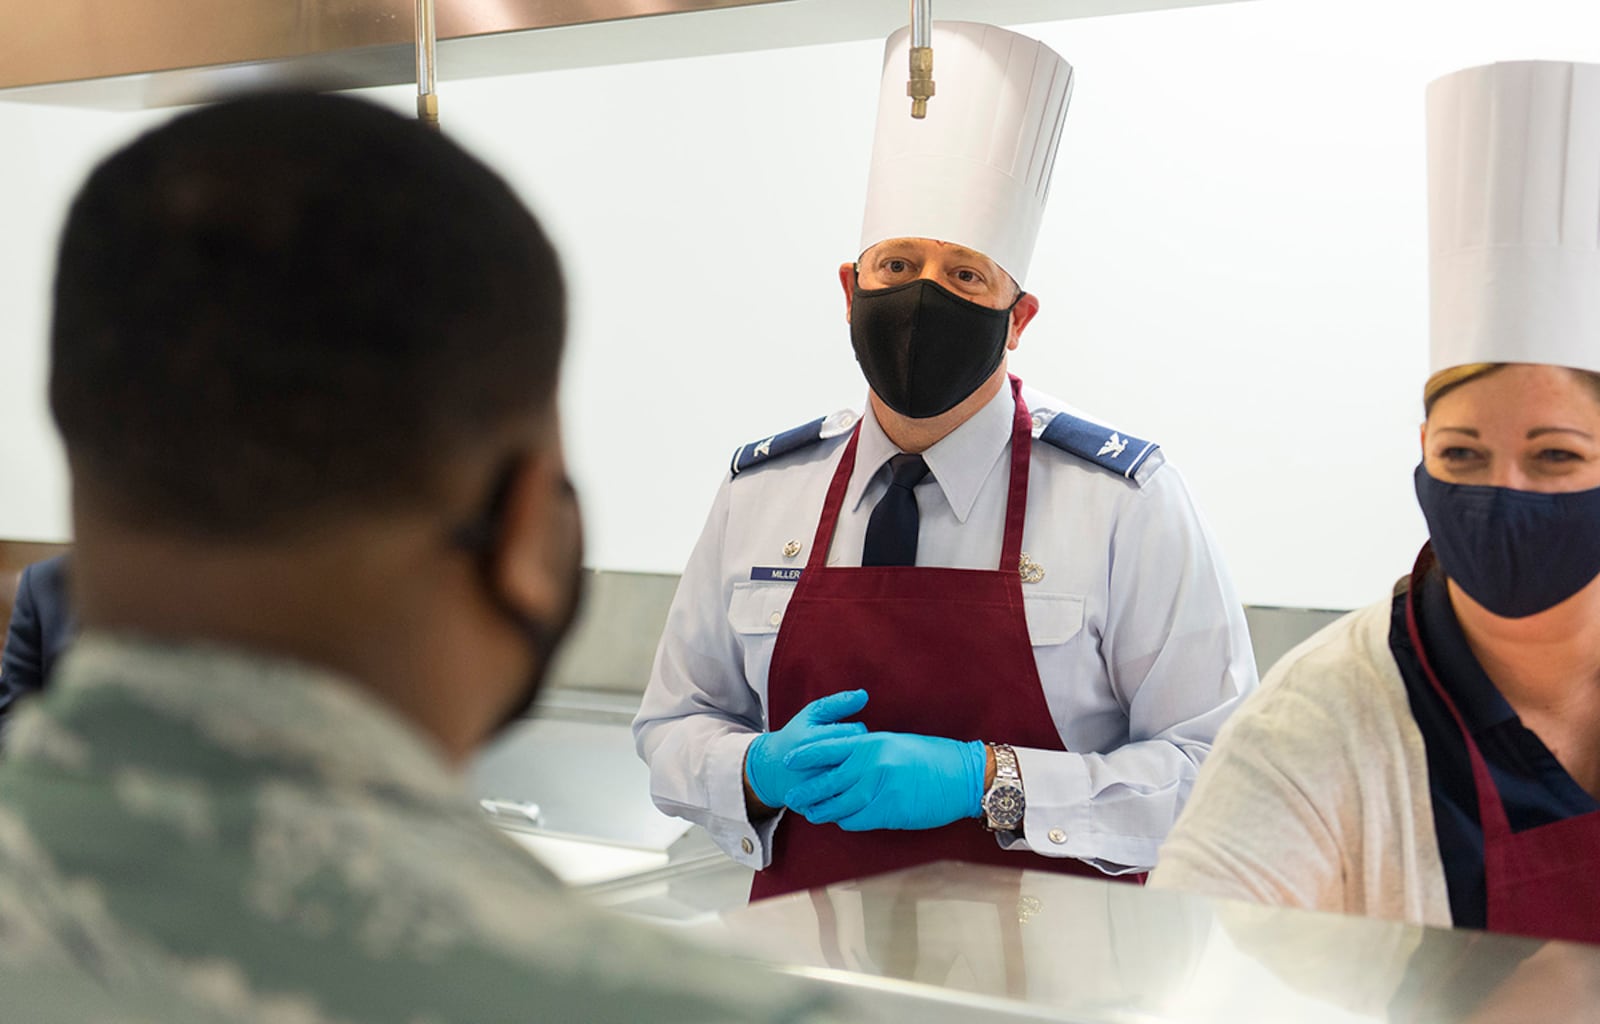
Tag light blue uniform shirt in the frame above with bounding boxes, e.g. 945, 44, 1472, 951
633, 381, 1258, 874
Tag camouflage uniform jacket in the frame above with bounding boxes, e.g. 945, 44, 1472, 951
0, 635, 836, 1023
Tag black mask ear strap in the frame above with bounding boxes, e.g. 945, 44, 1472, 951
450, 457, 517, 554
450, 456, 558, 655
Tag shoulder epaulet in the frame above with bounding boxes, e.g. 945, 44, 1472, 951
731, 409, 859, 477
1033, 408, 1161, 485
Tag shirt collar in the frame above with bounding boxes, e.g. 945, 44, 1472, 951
11, 633, 464, 807
846, 384, 1016, 524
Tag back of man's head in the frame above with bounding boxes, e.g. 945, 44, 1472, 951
51, 92, 564, 538
46, 94, 581, 757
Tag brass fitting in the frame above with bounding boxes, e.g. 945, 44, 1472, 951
417, 93, 439, 131
908, 46, 935, 119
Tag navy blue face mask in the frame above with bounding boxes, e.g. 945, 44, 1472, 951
1413, 463, 1600, 618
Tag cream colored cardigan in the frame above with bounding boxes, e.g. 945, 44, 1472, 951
1151, 599, 1453, 928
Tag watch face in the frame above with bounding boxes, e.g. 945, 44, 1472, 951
985, 784, 1025, 828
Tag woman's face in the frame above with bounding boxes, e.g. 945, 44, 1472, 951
1423, 364, 1600, 493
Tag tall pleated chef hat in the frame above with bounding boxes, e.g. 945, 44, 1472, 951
1428, 60, 1600, 375
858, 22, 1074, 289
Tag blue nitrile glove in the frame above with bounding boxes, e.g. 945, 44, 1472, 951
745, 690, 870, 810
781, 732, 987, 831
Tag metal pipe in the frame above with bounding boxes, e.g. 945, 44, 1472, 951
910, 0, 931, 48
415, 0, 438, 129
908, 0, 933, 119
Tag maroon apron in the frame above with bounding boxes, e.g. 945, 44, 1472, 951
751, 376, 1137, 899
1403, 547, 1600, 943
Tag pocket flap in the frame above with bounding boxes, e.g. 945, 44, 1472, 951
1023, 593, 1086, 646
728, 581, 797, 636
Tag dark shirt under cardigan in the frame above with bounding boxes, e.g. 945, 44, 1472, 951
1388, 561, 1600, 929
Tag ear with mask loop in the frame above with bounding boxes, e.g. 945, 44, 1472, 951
449, 454, 560, 656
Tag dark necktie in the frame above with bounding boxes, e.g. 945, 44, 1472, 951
862, 453, 930, 567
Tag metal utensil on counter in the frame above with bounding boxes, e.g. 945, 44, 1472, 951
479, 798, 543, 826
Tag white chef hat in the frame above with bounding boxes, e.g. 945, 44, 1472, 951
1427, 60, 1600, 375
858, 22, 1074, 289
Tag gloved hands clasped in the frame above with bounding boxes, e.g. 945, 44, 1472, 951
785, 732, 986, 831
745, 689, 870, 810
746, 689, 988, 831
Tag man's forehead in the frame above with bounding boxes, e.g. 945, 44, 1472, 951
862, 237, 997, 265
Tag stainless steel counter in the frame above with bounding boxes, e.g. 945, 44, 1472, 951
598, 861, 1600, 1023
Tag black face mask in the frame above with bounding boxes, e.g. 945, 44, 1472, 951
849, 274, 1019, 419
453, 458, 586, 735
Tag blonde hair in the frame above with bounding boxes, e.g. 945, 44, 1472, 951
1423, 362, 1600, 415
1422, 363, 1502, 415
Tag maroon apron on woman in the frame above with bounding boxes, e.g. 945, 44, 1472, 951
751, 376, 1135, 899
1404, 548, 1600, 943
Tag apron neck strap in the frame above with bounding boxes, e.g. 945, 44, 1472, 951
1000, 374, 1032, 572
805, 376, 1035, 573
805, 426, 862, 571
1404, 544, 1514, 841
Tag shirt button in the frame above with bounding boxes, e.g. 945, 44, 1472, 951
1048, 828, 1067, 845
769, 612, 781, 626
741, 838, 755, 855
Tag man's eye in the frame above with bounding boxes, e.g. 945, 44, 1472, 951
883, 259, 911, 274
954, 269, 981, 284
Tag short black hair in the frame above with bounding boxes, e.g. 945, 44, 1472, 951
50, 92, 564, 538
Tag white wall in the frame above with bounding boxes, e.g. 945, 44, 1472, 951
0, 103, 168, 543
5, 0, 1600, 609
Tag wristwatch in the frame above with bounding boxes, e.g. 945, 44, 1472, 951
982, 744, 1025, 832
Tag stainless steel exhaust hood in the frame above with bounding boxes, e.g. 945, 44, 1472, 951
0, 0, 1248, 110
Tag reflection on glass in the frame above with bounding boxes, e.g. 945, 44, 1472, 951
694, 861, 1600, 1023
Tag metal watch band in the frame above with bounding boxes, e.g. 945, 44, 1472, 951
991, 743, 1020, 784
983, 743, 1025, 832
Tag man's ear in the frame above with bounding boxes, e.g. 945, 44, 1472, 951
1007, 293, 1041, 351
838, 263, 856, 323
493, 443, 581, 626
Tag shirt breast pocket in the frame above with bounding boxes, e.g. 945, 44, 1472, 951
728, 582, 798, 692
1022, 592, 1086, 647
728, 581, 798, 635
